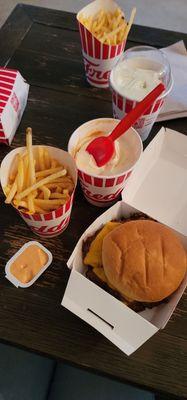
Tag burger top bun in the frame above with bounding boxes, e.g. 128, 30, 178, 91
102, 220, 187, 303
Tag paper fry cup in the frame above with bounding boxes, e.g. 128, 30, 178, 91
77, 0, 126, 88
68, 118, 142, 207
0, 146, 77, 237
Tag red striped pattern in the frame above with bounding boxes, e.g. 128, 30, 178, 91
0, 94, 9, 102
78, 166, 133, 207
78, 21, 125, 60
112, 88, 165, 118
78, 169, 128, 187
0, 81, 14, 90
0, 68, 17, 119
0, 101, 6, 109
141, 98, 163, 115
0, 137, 8, 144
0, 76, 15, 85
0, 68, 17, 78
20, 193, 73, 222
0, 88, 11, 96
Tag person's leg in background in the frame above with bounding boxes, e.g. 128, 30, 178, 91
0, 342, 55, 400
48, 363, 155, 400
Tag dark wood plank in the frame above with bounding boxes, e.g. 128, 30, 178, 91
23, 3, 187, 48
23, 4, 77, 31
129, 24, 187, 48
0, 4, 32, 66
5, 25, 144, 101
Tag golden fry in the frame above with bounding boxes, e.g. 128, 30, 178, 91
22, 154, 29, 190
38, 146, 45, 171
5, 177, 17, 204
79, 7, 135, 45
27, 193, 35, 214
26, 127, 36, 185
50, 192, 69, 199
17, 154, 24, 193
34, 198, 67, 210
40, 185, 51, 200
13, 199, 28, 209
44, 149, 51, 169
36, 167, 62, 178
15, 169, 67, 200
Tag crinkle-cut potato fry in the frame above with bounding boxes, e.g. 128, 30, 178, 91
78, 7, 136, 45
4, 127, 75, 215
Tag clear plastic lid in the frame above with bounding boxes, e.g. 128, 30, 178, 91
110, 45, 173, 101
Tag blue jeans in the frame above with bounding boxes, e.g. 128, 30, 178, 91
0, 342, 154, 400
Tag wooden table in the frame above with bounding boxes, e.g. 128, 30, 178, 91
0, 4, 187, 399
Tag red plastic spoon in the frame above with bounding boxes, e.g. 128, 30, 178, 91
86, 83, 165, 167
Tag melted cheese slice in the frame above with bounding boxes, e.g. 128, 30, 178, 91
84, 221, 121, 268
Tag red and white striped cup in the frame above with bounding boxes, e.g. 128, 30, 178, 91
77, 1, 126, 88
0, 146, 77, 237
0, 68, 29, 145
68, 118, 142, 207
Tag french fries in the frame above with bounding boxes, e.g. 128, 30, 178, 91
3, 128, 75, 215
78, 7, 136, 45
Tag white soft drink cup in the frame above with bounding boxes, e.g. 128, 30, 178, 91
68, 118, 143, 207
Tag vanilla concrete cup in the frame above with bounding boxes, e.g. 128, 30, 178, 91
0, 146, 77, 237
68, 118, 143, 207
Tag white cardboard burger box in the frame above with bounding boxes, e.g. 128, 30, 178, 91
62, 127, 187, 355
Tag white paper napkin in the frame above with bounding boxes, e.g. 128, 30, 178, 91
157, 41, 187, 122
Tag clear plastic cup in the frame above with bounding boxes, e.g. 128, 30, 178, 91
110, 45, 173, 141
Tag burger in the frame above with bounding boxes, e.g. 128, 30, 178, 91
83, 214, 186, 312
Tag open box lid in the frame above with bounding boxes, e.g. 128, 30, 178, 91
122, 127, 187, 236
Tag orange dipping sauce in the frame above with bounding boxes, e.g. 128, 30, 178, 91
10, 244, 49, 284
